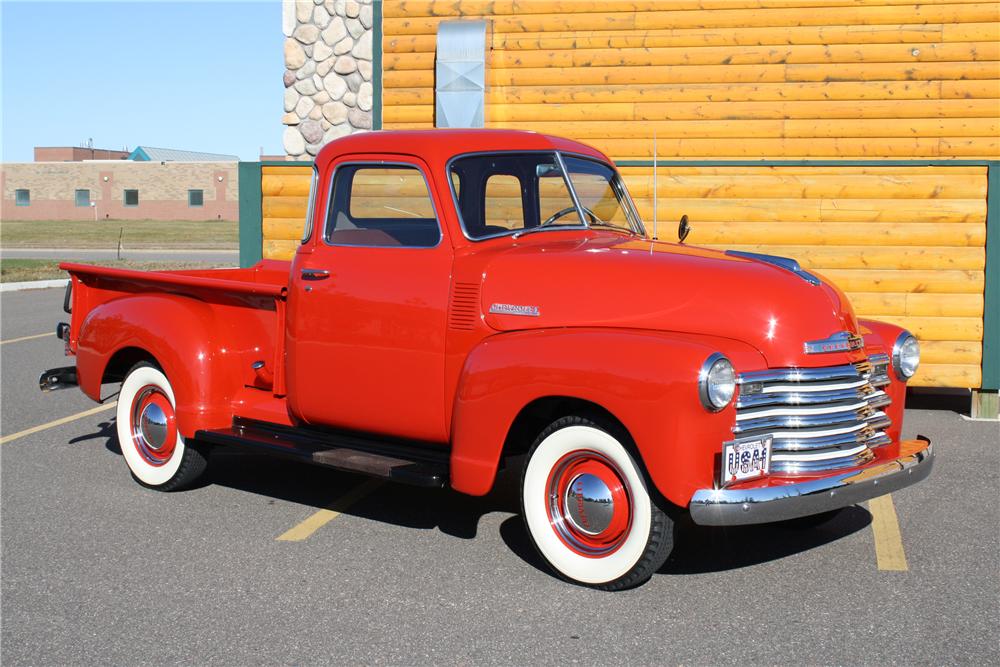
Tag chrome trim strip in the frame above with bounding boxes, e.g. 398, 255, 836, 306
488, 303, 540, 317
758, 379, 869, 394
803, 331, 865, 355
739, 365, 860, 384
866, 433, 892, 448
772, 430, 879, 452
771, 442, 869, 462
771, 449, 875, 474
736, 387, 866, 408
733, 409, 867, 434
689, 439, 933, 526
735, 399, 869, 420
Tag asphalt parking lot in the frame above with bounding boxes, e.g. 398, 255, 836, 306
2, 286, 998, 665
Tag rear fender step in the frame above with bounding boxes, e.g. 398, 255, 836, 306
195, 418, 448, 488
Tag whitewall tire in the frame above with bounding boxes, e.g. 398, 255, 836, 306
116, 362, 207, 491
521, 415, 674, 590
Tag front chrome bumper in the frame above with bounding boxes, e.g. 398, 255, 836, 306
689, 437, 933, 526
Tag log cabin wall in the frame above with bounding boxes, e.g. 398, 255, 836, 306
249, 0, 999, 395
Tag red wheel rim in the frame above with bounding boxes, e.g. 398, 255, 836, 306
129, 385, 177, 466
545, 450, 632, 557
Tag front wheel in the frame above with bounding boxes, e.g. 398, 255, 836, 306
116, 362, 207, 491
520, 415, 674, 590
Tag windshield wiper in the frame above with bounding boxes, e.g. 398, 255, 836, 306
588, 221, 638, 235
511, 225, 573, 239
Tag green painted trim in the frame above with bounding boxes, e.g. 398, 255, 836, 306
614, 159, 996, 167
238, 161, 263, 268
259, 160, 312, 167
983, 163, 1000, 391
372, 0, 383, 130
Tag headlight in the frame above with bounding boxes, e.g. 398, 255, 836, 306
892, 331, 920, 381
699, 353, 736, 411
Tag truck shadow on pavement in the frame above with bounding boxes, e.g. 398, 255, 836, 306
84, 426, 872, 579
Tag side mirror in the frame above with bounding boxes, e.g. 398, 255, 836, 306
678, 214, 691, 244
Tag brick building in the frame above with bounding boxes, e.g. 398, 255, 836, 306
1, 160, 238, 221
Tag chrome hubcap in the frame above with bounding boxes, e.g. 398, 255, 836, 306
546, 451, 632, 557
564, 473, 615, 535
139, 403, 168, 450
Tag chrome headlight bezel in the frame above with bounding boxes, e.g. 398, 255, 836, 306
891, 330, 920, 381
699, 353, 736, 412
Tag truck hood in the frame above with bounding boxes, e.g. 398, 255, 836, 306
479, 233, 860, 368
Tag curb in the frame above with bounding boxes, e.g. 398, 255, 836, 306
0, 279, 69, 293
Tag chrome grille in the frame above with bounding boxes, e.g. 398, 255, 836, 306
735, 358, 892, 475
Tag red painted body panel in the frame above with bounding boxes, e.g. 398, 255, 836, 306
59, 129, 916, 508
63, 262, 287, 437
449, 328, 765, 505
286, 153, 453, 442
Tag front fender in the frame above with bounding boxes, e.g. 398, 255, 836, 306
449, 328, 765, 506
76, 294, 239, 436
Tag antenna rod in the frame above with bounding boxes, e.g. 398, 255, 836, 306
652, 133, 658, 240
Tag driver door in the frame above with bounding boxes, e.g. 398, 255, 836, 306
286, 155, 453, 443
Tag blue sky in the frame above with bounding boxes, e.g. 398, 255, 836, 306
1, 1, 282, 161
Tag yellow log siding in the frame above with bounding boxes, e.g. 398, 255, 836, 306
382, 0, 999, 159
259, 163, 987, 388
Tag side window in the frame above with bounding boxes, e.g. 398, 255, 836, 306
326, 165, 440, 248
484, 174, 523, 232
15, 189, 30, 206
123, 189, 139, 207
75, 189, 90, 207
188, 189, 204, 207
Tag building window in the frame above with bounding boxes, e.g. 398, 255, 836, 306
123, 189, 139, 207
15, 189, 30, 206
188, 189, 204, 207
75, 189, 90, 207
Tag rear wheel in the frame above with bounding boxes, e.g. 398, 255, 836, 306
116, 362, 207, 491
520, 415, 674, 590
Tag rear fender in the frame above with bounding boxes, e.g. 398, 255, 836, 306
449, 328, 765, 506
76, 294, 239, 436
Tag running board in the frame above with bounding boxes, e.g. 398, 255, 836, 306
195, 418, 448, 488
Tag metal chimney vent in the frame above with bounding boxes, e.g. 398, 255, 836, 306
435, 21, 487, 128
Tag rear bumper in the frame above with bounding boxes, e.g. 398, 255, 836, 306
689, 437, 933, 526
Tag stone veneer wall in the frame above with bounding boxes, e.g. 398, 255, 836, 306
282, 0, 374, 159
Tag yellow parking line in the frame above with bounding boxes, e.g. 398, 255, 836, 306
0, 332, 52, 345
277, 478, 383, 542
0, 402, 117, 446
870, 494, 909, 571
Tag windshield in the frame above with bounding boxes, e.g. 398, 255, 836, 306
449, 152, 642, 240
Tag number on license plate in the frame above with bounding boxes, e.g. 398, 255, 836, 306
721, 436, 772, 487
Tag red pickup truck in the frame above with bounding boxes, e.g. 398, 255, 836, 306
44, 130, 932, 589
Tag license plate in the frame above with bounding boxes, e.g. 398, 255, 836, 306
721, 435, 772, 487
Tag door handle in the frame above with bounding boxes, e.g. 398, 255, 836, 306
301, 269, 330, 280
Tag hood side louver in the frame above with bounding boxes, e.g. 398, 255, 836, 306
449, 282, 481, 330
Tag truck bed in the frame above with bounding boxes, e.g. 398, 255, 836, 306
62, 260, 293, 426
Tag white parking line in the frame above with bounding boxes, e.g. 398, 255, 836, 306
0, 332, 52, 345
0, 402, 117, 446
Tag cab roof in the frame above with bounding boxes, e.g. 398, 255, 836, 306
313, 129, 610, 168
